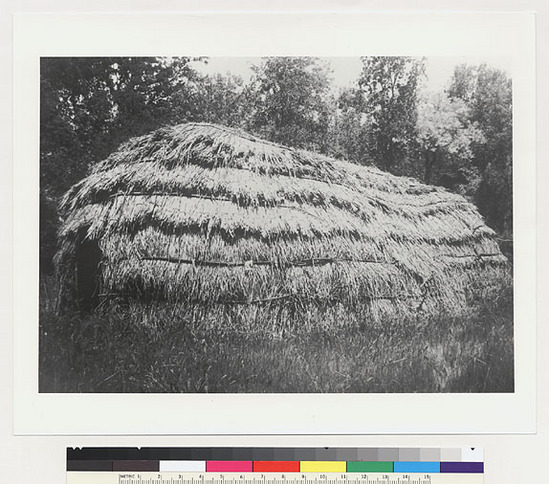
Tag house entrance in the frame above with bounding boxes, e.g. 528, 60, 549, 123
76, 230, 102, 310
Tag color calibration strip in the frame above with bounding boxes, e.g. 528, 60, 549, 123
67, 447, 483, 474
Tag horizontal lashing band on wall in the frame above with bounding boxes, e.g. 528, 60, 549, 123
134, 255, 398, 268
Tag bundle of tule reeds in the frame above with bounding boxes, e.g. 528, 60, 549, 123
56, 122, 509, 323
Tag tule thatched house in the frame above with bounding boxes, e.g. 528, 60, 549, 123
56, 122, 509, 321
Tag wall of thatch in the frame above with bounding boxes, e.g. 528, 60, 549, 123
56, 122, 509, 320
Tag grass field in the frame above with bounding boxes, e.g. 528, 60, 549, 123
39, 275, 514, 393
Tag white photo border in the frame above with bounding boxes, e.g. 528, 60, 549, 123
13, 11, 536, 434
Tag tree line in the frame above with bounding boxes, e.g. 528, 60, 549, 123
40, 56, 513, 272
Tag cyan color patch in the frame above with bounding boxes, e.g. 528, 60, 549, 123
393, 461, 440, 473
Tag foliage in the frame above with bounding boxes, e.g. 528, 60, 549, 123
416, 91, 484, 190
448, 64, 513, 236
245, 57, 335, 152
191, 72, 247, 127
356, 56, 426, 172
328, 87, 371, 163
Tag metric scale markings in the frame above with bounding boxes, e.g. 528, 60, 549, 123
116, 475, 438, 484
64, 473, 483, 484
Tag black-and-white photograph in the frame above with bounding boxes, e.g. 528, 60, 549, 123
39, 56, 514, 394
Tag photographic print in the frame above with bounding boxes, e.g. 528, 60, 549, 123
39, 55, 514, 394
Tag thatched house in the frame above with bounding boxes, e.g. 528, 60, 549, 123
56, 122, 509, 321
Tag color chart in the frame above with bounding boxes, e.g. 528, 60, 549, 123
67, 448, 483, 484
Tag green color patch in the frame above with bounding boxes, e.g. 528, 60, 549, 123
347, 461, 394, 473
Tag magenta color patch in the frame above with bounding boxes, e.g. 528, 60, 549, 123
206, 461, 253, 472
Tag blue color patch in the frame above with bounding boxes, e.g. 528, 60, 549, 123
393, 462, 441, 473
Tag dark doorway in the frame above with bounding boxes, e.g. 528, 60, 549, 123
76, 229, 102, 310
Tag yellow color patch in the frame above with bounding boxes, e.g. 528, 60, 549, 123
300, 461, 346, 473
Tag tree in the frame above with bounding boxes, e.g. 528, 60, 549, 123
41, 57, 114, 194
416, 91, 484, 190
101, 57, 204, 144
327, 87, 371, 163
191, 72, 247, 128
448, 64, 513, 236
245, 57, 334, 152
357, 56, 426, 173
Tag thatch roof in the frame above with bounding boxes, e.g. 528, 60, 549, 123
56, 122, 509, 319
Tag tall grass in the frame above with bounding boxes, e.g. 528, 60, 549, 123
39, 275, 513, 393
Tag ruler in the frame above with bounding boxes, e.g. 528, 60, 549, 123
67, 472, 483, 484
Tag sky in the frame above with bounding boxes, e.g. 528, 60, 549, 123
191, 56, 512, 93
